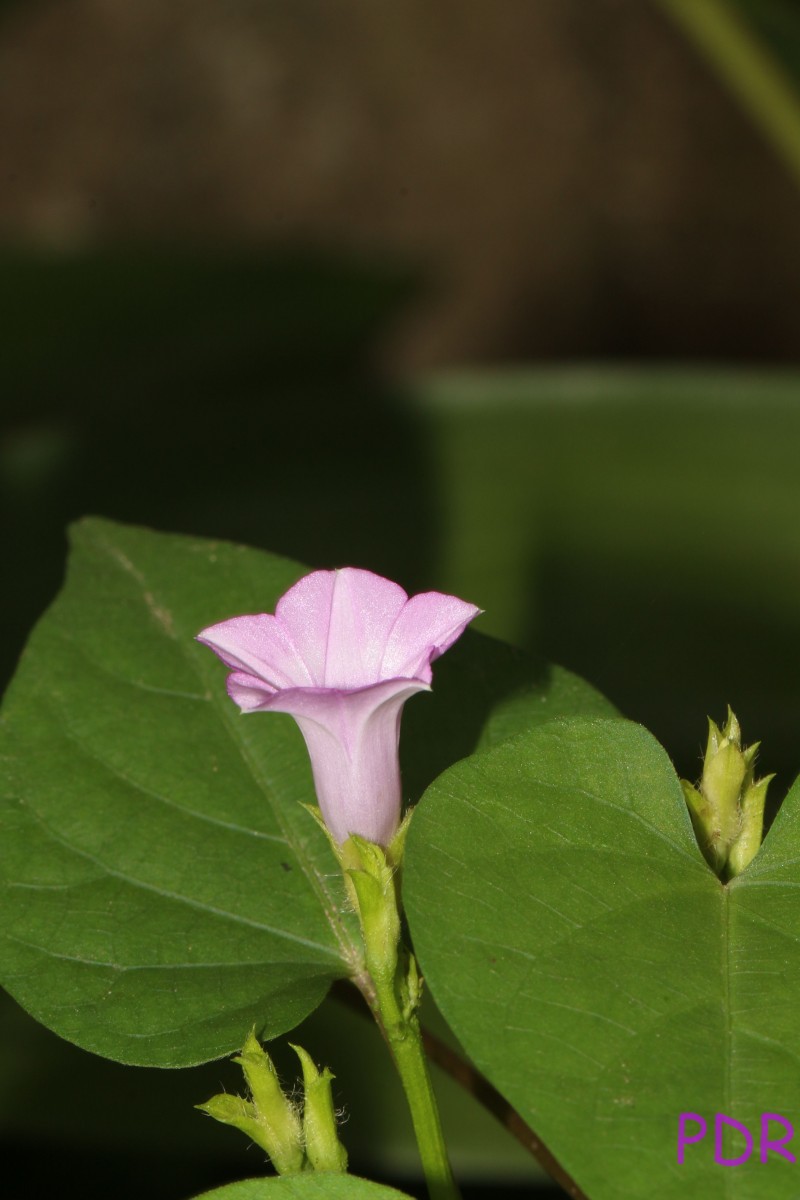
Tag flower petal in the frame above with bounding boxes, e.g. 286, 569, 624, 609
197, 614, 312, 688
276, 568, 408, 689
381, 592, 482, 683
273, 572, 336, 685
225, 671, 278, 711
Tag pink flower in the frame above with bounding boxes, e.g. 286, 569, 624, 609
197, 569, 480, 846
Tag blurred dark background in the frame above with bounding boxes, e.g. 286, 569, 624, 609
2, 1, 800, 1197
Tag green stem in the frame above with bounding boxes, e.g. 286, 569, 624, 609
654, 0, 800, 192
331, 979, 589, 1200
373, 970, 461, 1200
341, 831, 460, 1200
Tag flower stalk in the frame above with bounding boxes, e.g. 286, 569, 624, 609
340, 827, 461, 1200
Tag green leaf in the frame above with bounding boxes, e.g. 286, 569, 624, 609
192, 1177, 412, 1200
0, 518, 614, 1069
400, 629, 618, 803
404, 716, 800, 1199
0, 519, 359, 1067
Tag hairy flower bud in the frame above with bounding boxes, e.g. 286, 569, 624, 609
682, 708, 773, 879
198, 1030, 304, 1174
291, 1044, 348, 1173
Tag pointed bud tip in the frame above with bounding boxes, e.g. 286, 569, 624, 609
723, 706, 741, 745
196, 1093, 256, 1123
290, 1042, 321, 1085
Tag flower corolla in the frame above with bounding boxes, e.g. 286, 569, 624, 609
197, 568, 479, 845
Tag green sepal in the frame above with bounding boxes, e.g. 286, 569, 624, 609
399, 951, 423, 1023
681, 780, 726, 873
721, 707, 741, 746
196, 1094, 272, 1156
345, 839, 401, 987
231, 1031, 304, 1175
301, 802, 413, 871
387, 807, 415, 869
291, 1044, 348, 1174
743, 741, 760, 775
300, 804, 335, 848
701, 739, 746, 846
728, 774, 775, 878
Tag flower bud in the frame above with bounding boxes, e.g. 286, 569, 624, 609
198, 1030, 304, 1174
682, 708, 772, 879
198, 1033, 351, 1177
291, 1044, 348, 1173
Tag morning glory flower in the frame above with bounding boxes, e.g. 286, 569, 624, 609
197, 568, 480, 846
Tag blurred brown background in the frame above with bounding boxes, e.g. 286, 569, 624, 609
1, 0, 799, 367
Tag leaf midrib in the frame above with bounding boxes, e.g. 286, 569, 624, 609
722, 883, 733, 1200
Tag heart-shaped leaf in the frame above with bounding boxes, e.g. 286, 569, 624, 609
192, 1177, 412, 1200
0, 519, 359, 1066
0, 518, 615, 1068
404, 717, 800, 1199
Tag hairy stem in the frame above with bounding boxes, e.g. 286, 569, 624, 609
381, 997, 460, 1200
363, 958, 460, 1200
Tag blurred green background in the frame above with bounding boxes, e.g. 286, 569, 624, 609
2, 1, 800, 1198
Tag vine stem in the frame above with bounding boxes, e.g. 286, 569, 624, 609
332, 979, 588, 1200
654, 0, 800, 192
369, 968, 461, 1200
